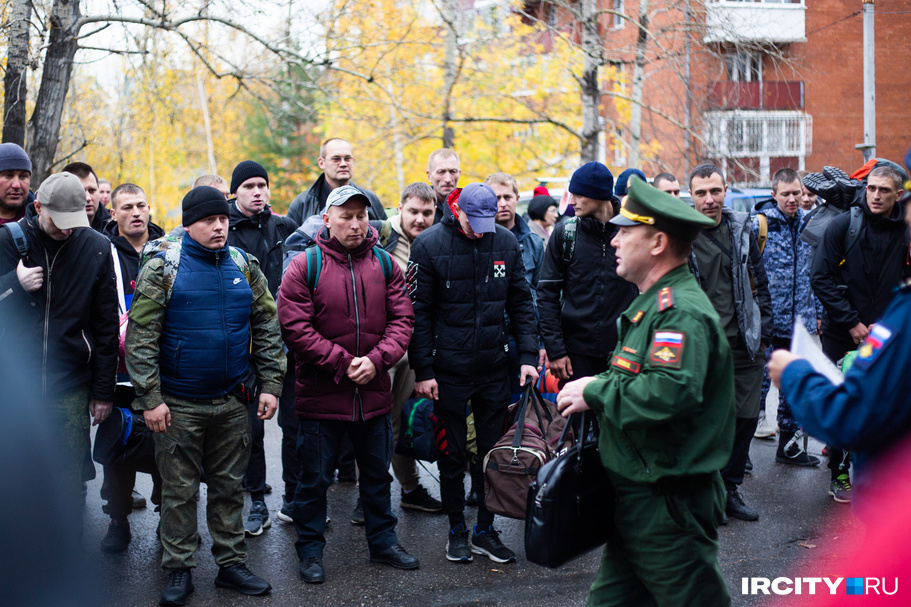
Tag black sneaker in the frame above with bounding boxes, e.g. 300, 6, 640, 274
160, 568, 193, 606
244, 500, 271, 536
214, 563, 271, 596
401, 485, 443, 513
470, 525, 516, 563
725, 488, 759, 521
351, 498, 365, 526
100, 518, 131, 553
370, 543, 420, 570
744, 455, 753, 474
446, 524, 473, 562
829, 474, 853, 503
776, 430, 820, 466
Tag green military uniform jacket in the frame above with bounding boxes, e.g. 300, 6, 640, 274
126, 255, 285, 411
582, 264, 735, 483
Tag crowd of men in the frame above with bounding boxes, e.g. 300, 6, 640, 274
1, 135, 908, 606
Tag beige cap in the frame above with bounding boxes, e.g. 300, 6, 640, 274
36, 173, 90, 230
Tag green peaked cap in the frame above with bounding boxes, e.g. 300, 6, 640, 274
609, 175, 715, 241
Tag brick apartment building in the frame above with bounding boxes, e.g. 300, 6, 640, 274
464, 0, 910, 186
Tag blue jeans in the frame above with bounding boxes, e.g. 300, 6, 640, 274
293, 414, 398, 559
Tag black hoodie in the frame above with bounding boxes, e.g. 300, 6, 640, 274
103, 220, 166, 298
811, 197, 910, 337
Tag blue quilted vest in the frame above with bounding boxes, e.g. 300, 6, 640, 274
159, 234, 253, 398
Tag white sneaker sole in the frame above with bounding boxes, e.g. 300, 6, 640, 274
244, 518, 271, 536
276, 511, 293, 523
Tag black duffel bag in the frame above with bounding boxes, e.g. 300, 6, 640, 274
525, 411, 614, 568
92, 407, 157, 474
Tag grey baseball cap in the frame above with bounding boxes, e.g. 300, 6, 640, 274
35, 173, 90, 230
323, 185, 369, 213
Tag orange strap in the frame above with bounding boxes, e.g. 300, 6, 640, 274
849, 158, 878, 181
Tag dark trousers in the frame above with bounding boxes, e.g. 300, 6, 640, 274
721, 416, 759, 491
436, 369, 511, 530
293, 415, 398, 560
243, 402, 267, 501
101, 386, 162, 519
278, 358, 300, 502
821, 333, 854, 477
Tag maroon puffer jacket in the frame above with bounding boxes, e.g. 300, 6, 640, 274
277, 226, 414, 421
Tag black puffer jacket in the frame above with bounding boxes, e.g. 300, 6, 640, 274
407, 214, 537, 381
537, 217, 638, 360
228, 202, 298, 297
0, 204, 118, 400
286, 173, 387, 226
811, 198, 910, 337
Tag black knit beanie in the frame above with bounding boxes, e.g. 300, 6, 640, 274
182, 186, 231, 227
527, 195, 557, 221
230, 160, 269, 194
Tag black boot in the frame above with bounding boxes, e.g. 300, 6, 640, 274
725, 488, 759, 521
160, 568, 193, 606
100, 518, 131, 553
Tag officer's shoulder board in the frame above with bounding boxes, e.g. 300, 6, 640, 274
853, 322, 895, 371
657, 286, 675, 312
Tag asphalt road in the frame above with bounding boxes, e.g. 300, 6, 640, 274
83, 389, 863, 607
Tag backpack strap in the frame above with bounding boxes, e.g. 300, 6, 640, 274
755, 213, 768, 255
305, 245, 322, 291
372, 245, 393, 283
842, 206, 863, 263
228, 246, 252, 285
4, 221, 28, 258
561, 217, 578, 264
163, 245, 182, 304
111, 243, 127, 315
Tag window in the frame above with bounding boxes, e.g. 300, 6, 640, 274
613, 0, 624, 29
726, 52, 762, 82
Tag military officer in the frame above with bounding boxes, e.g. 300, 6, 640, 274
557, 176, 735, 607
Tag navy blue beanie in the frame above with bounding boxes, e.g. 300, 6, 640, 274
230, 160, 269, 194
568, 162, 614, 201
614, 168, 647, 197
0, 143, 32, 174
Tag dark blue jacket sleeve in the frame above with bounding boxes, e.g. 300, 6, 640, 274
781, 293, 911, 453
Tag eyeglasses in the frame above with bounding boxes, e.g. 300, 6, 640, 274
324, 156, 354, 164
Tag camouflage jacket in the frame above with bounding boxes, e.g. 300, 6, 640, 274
125, 250, 285, 410
752, 200, 820, 339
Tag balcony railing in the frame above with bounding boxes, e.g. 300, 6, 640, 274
703, 110, 812, 158
707, 81, 804, 111
704, 0, 806, 44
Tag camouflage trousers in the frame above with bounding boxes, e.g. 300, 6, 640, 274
48, 386, 92, 515
155, 393, 250, 570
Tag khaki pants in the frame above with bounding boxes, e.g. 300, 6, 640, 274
155, 393, 250, 570
389, 354, 420, 492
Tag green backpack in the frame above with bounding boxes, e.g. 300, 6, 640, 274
301, 244, 393, 291
139, 235, 253, 302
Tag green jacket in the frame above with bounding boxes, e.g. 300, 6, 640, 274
125, 254, 285, 411
583, 264, 735, 483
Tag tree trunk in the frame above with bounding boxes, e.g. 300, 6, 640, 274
629, 0, 650, 168
3, 0, 32, 146
579, 0, 601, 163
441, 0, 457, 148
26, 0, 82, 185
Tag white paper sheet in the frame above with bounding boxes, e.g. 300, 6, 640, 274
790, 319, 844, 385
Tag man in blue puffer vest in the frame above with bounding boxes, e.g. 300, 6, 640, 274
125, 186, 286, 606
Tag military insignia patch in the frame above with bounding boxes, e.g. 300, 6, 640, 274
611, 355, 641, 374
649, 331, 685, 368
854, 323, 893, 370
631, 310, 644, 324
493, 261, 506, 278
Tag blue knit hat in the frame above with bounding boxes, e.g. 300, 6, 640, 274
568, 162, 614, 201
0, 143, 32, 174
614, 168, 647, 197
